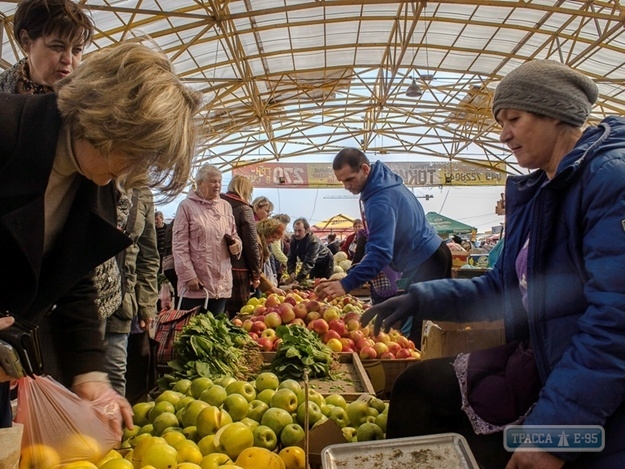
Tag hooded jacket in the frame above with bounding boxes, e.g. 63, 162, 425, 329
405, 117, 625, 465
172, 191, 241, 300
340, 161, 442, 293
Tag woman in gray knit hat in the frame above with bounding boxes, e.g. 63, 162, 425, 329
361, 60, 625, 468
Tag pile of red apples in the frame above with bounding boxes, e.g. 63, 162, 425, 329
233, 291, 421, 361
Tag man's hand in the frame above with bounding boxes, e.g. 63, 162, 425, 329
73, 381, 134, 432
0, 316, 15, 382
139, 317, 154, 332
360, 294, 415, 335
506, 450, 564, 469
315, 281, 346, 301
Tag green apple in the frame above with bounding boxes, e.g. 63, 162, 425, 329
256, 389, 275, 406
225, 380, 257, 402
177, 396, 196, 412
152, 412, 180, 436
214, 376, 237, 389
238, 417, 259, 430
356, 422, 384, 441
128, 432, 151, 448
196, 406, 233, 438
223, 393, 249, 421
341, 426, 357, 442
183, 426, 199, 442
295, 401, 323, 428
156, 390, 182, 408
278, 379, 302, 395
320, 403, 333, 417
252, 425, 278, 451
247, 400, 269, 422
132, 402, 155, 427
197, 435, 217, 456
162, 430, 186, 447
295, 388, 325, 408
375, 413, 387, 433
369, 397, 386, 414
279, 423, 305, 447
270, 388, 298, 413
172, 378, 193, 396
199, 385, 228, 407
329, 406, 350, 428
139, 424, 155, 435
346, 400, 370, 428
366, 407, 379, 419
255, 372, 280, 392
190, 377, 214, 399
213, 422, 254, 459
122, 426, 140, 441
148, 401, 176, 422
162, 426, 184, 435
140, 443, 178, 469
260, 407, 293, 438
199, 453, 233, 469
325, 394, 347, 410
182, 400, 211, 428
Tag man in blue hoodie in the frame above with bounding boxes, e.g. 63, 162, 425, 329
316, 149, 451, 339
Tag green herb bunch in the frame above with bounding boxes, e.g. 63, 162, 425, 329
270, 324, 334, 380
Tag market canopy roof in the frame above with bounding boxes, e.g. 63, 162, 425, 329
1, 1, 623, 177
426, 212, 476, 235
311, 213, 356, 234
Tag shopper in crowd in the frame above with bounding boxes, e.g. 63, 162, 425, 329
326, 233, 340, 254
360, 60, 625, 468
339, 218, 363, 259
221, 175, 262, 317
0, 0, 93, 93
256, 218, 288, 295
0, 42, 201, 430
172, 165, 242, 314
104, 187, 159, 398
252, 195, 274, 221
271, 213, 291, 280
287, 218, 334, 283
161, 217, 178, 297
154, 211, 168, 269
316, 149, 451, 339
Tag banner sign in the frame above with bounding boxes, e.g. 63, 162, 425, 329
233, 161, 506, 188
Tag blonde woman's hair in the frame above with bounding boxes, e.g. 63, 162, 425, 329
55, 42, 202, 202
256, 218, 284, 261
228, 175, 254, 203
252, 196, 274, 213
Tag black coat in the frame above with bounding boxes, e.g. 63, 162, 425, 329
0, 93, 130, 383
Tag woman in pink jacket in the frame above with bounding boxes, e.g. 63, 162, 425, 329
173, 164, 242, 314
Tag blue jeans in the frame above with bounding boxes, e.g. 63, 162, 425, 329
103, 332, 129, 396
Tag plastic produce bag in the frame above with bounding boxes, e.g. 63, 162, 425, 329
14, 375, 121, 465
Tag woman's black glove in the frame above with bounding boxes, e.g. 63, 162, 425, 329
360, 294, 417, 335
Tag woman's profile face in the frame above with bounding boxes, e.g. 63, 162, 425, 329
73, 140, 129, 186
21, 31, 85, 87
255, 204, 271, 220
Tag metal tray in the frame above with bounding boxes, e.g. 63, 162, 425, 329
321, 433, 479, 469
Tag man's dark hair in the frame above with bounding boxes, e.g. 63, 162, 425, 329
333, 148, 370, 171
327, 233, 336, 242
14, 0, 94, 47
293, 217, 310, 231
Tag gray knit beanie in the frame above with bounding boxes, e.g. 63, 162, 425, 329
492, 60, 598, 126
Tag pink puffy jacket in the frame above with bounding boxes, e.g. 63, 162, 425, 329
172, 191, 241, 300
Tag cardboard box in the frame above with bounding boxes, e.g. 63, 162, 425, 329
468, 253, 489, 268
421, 320, 505, 359
296, 419, 348, 469
451, 252, 469, 267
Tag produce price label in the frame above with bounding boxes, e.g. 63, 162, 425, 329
233, 161, 506, 187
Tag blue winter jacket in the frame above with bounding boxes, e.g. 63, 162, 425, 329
405, 117, 625, 465
339, 161, 442, 293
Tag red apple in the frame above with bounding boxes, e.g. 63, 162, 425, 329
343, 312, 360, 323
322, 306, 341, 323
264, 312, 282, 328
288, 318, 306, 327
328, 319, 347, 337
242, 319, 254, 331
251, 321, 267, 334
313, 319, 330, 335
396, 348, 413, 359
387, 341, 401, 355
356, 338, 374, 351
305, 311, 321, 324
253, 305, 268, 316
293, 303, 309, 320
248, 332, 259, 341
342, 346, 354, 353
380, 351, 395, 360
360, 326, 371, 338
407, 340, 417, 350
273, 338, 283, 351
278, 304, 296, 324
257, 337, 274, 351
376, 332, 390, 344
283, 295, 297, 306
261, 328, 277, 341
340, 338, 355, 349
322, 330, 341, 343
264, 293, 281, 308
306, 300, 320, 312
396, 336, 410, 349
373, 342, 389, 356
346, 318, 361, 332
349, 329, 365, 343
359, 346, 377, 360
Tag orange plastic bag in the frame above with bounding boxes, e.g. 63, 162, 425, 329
14, 375, 121, 465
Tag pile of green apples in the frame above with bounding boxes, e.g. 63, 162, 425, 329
122, 373, 388, 468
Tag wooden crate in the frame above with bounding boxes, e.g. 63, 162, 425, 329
361, 358, 420, 399
262, 352, 376, 401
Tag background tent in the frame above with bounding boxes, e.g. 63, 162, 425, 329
426, 212, 476, 236
311, 214, 356, 237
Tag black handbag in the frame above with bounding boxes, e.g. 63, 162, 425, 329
0, 313, 44, 377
